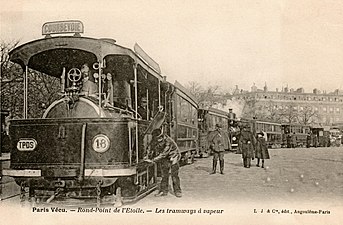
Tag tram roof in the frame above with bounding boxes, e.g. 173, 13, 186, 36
9, 36, 164, 80
173, 80, 198, 108
198, 107, 228, 116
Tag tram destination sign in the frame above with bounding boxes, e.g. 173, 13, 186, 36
42, 20, 84, 35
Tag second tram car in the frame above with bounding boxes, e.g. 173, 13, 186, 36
197, 107, 230, 157
167, 81, 198, 163
281, 123, 311, 148
236, 118, 283, 149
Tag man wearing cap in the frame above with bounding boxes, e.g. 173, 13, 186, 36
145, 128, 182, 197
209, 124, 226, 174
80, 63, 98, 96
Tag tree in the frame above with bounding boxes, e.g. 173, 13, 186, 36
241, 96, 261, 119
260, 101, 283, 121
1, 40, 60, 118
185, 81, 226, 108
297, 105, 319, 125
279, 104, 299, 123
1, 40, 24, 118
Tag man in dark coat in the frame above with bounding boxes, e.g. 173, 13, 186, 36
208, 124, 226, 174
238, 125, 256, 168
145, 128, 182, 197
291, 133, 297, 148
255, 132, 270, 168
306, 133, 312, 148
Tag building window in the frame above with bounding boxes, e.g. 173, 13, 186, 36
314, 107, 318, 111
336, 108, 340, 113
323, 107, 327, 112
330, 107, 334, 113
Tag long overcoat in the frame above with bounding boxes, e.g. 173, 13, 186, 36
238, 130, 255, 158
208, 130, 227, 152
255, 137, 270, 159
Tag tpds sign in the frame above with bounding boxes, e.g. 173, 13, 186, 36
42, 20, 84, 36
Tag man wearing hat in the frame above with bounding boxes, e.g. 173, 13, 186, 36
208, 124, 226, 174
145, 128, 182, 197
238, 124, 256, 168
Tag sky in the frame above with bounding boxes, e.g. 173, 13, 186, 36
1, 0, 343, 94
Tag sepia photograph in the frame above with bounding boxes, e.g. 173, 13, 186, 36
1, 0, 343, 224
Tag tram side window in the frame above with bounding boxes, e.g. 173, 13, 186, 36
190, 106, 196, 125
177, 96, 182, 120
177, 125, 187, 138
178, 96, 195, 125
207, 115, 214, 130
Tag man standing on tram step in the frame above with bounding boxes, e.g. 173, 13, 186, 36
209, 124, 226, 175
145, 128, 182, 198
238, 124, 256, 168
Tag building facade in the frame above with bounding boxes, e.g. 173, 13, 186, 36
231, 84, 343, 125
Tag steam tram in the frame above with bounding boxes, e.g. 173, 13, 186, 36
3, 20, 196, 206
281, 124, 311, 148
197, 107, 230, 157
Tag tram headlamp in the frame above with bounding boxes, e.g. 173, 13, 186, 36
232, 137, 236, 141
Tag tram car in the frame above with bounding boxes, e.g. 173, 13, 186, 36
3, 20, 197, 206
253, 120, 282, 149
310, 126, 330, 147
197, 107, 230, 157
165, 81, 198, 163
228, 121, 240, 151
281, 123, 311, 148
236, 118, 283, 149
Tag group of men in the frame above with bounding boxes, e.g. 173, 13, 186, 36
209, 123, 270, 172
144, 123, 270, 199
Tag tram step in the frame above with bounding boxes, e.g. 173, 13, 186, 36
0, 178, 20, 200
